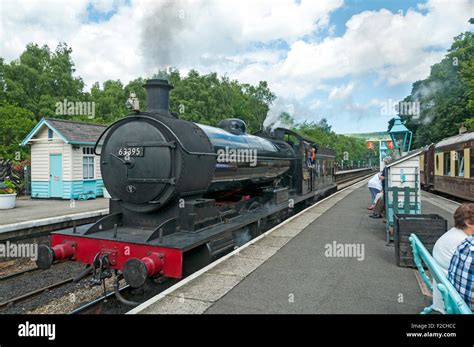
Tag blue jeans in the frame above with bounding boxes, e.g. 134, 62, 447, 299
369, 187, 380, 203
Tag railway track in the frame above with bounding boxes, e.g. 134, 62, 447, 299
0, 266, 41, 281
0, 277, 74, 308
0, 261, 87, 313
0, 262, 84, 309
335, 168, 374, 186
69, 285, 130, 314
0, 260, 68, 282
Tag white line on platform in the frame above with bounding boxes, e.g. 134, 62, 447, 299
0, 209, 109, 234
127, 178, 369, 314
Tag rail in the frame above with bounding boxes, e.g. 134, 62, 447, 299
335, 167, 374, 184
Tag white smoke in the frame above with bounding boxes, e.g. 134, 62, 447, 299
412, 80, 446, 112
263, 98, 296, 130
140, 0, 194, 71
408, 80, 448, 125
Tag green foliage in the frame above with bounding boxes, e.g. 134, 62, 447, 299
0, 43, 276, 160
0, 179, 16, 194
464, 117, 474, 130
295, 120, 374, 163
166, 69, 275, 132
277, 112, 296, 128
0, 103, 36, 160
0, 42, 85, 120
401, 32, 474, 147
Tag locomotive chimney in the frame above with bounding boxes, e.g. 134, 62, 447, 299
144, 79, 174, 115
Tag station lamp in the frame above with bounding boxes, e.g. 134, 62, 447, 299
388, 116, 412, 153
379, 141, 388, 169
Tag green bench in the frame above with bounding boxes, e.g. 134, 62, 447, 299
409, 233, 472, 314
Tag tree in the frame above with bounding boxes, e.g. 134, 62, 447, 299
0, 103, 36, 160
89, 80, 126, 123
401, 32, 474, 147
278, 112, 295, 127
295, 120, 371, 163
0, 43, 278, 159
246, 81, 276, 131
0, 43, 84, 120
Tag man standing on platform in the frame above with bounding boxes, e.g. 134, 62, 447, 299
367, 172, 382, 210
369, 156, 392, 219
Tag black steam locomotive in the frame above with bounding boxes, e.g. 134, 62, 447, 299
37, 79, 336, 291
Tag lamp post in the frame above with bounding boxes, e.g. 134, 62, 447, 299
388, 116, 412, 157
379, 140, 388, 169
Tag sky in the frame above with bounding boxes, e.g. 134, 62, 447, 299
1, 0, 473, 134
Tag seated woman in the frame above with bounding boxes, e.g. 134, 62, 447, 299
432, 203, 474, 313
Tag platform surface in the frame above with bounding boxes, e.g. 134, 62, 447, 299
129, 181, 458, 314
0, 196, 108, 227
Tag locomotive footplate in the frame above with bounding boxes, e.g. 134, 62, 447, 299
50, 185, 334, 249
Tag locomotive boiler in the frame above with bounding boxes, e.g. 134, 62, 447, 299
37, 79, 336, 293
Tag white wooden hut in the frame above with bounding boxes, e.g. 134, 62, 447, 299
21, 117, 106, 199
384, 148, 424, 242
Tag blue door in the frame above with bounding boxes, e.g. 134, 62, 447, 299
50, 154, 63, 197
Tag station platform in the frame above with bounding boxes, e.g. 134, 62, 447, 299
0, 197, 108, 235
129, 179, 457, 314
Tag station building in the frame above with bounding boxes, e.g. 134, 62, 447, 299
21, 118, 106, 199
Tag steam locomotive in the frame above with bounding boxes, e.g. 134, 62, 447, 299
36, 79, 336, 292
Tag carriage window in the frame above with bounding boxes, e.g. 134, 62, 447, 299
435, 154, 439, 172
443, 152, 451, 176
455, 150, 464, 177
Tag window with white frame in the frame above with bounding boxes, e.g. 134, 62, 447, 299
83, 156, 94, 179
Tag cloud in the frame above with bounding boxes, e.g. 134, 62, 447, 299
139, 0, 343, 71
0, 0, 472, 133
329, 82, 355, 100
0, 0, 343, 88
0, 0, 147, 88
279, 1, 471, 87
